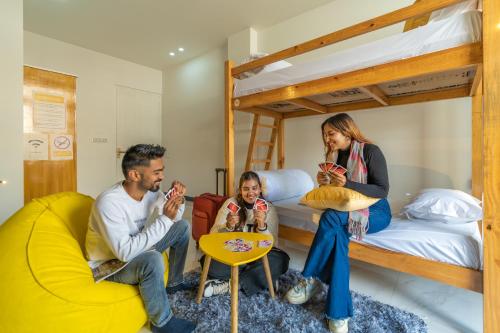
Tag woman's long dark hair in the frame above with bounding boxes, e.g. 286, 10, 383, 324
321, 113, 372, 159
234, 171, 264, 231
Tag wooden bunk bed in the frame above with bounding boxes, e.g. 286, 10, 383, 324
223, 0, 499, 331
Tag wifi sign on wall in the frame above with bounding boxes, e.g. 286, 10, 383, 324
24, 134, 49, 161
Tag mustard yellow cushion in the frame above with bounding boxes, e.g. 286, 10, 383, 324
300, 185, 379, 211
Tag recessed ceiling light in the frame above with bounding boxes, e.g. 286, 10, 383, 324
178, 47, 184, 52
169, 52, 175, 56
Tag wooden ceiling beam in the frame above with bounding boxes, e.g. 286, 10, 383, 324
282, 86, 470, 119
359, 85, 390, 106
288, 98, 327, 113
239, 107, 283, 119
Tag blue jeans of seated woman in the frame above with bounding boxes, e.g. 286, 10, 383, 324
302, 199, 391, 320
106, 219, 190, 327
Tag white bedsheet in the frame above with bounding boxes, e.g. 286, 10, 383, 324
234, 10, 482, 98
273, 197, 483, 270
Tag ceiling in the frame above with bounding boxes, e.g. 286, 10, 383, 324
24, 0, 334, 70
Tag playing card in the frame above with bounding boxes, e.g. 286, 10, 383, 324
319, 162, 335, 173
164, 187, 177, 200
226, 201, 241, 214
258, 240, 272, 248
331, 164, 347, 175
253, 198, 268, 212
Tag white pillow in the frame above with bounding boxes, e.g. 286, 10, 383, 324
429, 0, 479, 22
255, 169, 314, 202
402, 188, 482, 224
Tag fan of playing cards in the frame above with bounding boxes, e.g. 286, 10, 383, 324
164, 187, 178, 200
253, 198, 269, 212
319, 162, 347, 175
225, 201, 241, 214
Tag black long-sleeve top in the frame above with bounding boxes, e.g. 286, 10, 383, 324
335, 143, 389, 198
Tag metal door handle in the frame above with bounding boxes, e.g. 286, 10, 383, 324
116, 148, 126, 158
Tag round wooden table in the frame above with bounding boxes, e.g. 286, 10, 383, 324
195, 232, 275, 333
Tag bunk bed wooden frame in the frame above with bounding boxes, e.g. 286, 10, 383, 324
224, 0, 499, 331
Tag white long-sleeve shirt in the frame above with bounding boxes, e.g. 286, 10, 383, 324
85, 182, 184, 269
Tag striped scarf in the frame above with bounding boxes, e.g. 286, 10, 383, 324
346, 140, 370, 240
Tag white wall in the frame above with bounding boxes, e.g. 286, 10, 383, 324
24, 32, 163, 198
162, 46, 228, 196
230, 0, 472, 213
228, 28, 258, 65
0, 1, 23, 223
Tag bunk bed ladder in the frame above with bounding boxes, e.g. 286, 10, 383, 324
245, 115, 280, 171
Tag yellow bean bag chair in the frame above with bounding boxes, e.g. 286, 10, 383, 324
0, 192, 169, 333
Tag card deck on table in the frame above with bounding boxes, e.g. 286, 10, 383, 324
253, 198, 269, 212
226, 201, 241, 214
224, 238, 253, 252
257, 240, 272, 248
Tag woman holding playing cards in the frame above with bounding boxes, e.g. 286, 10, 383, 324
199, 171, 290, 298
285, 113, 390, 333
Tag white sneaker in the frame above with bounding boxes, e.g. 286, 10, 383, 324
203, 279, 230, 297
328, 318, 349, 333
285, 278, 321, 304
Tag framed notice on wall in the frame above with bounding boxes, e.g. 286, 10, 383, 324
33, 92, 67, 131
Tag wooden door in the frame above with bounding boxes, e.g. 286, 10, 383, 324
23, 66, 77, 203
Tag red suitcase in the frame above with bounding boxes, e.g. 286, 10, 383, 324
191, 168, 228, 242
192, 193, 228, 241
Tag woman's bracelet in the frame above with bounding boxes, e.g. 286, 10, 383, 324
255, 223, 268, 232
226, 221, 235, 231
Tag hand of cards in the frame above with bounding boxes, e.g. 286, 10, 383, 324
225, 201, 241, 214
164, 187, 178, 200
319, 162, 347, 175
253, 198, 268, 212
225, 199, 268, 214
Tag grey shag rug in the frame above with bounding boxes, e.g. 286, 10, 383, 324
169, 270, 427, 333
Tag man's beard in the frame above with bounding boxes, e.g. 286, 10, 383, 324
149, 182, 161, 192
139, 179, 161, 192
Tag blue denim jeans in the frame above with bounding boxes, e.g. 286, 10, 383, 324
302, 199, 391, 320
106, 219, 190, 327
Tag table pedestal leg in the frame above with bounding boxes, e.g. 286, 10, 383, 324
262, 254, 275, 299
231, 266, 239, 333
196, 255, 212, 303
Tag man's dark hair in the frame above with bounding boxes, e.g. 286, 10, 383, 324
121, 144, 166, 178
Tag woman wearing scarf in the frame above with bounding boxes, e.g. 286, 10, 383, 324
285, 113, 391, 333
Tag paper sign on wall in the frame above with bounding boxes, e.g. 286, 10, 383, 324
50, 134, 73, 160
33, 92, 67, 131
24, 133, 49, 161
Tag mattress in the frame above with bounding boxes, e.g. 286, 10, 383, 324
273, 197, 483, 270
234, 10, 482, 98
